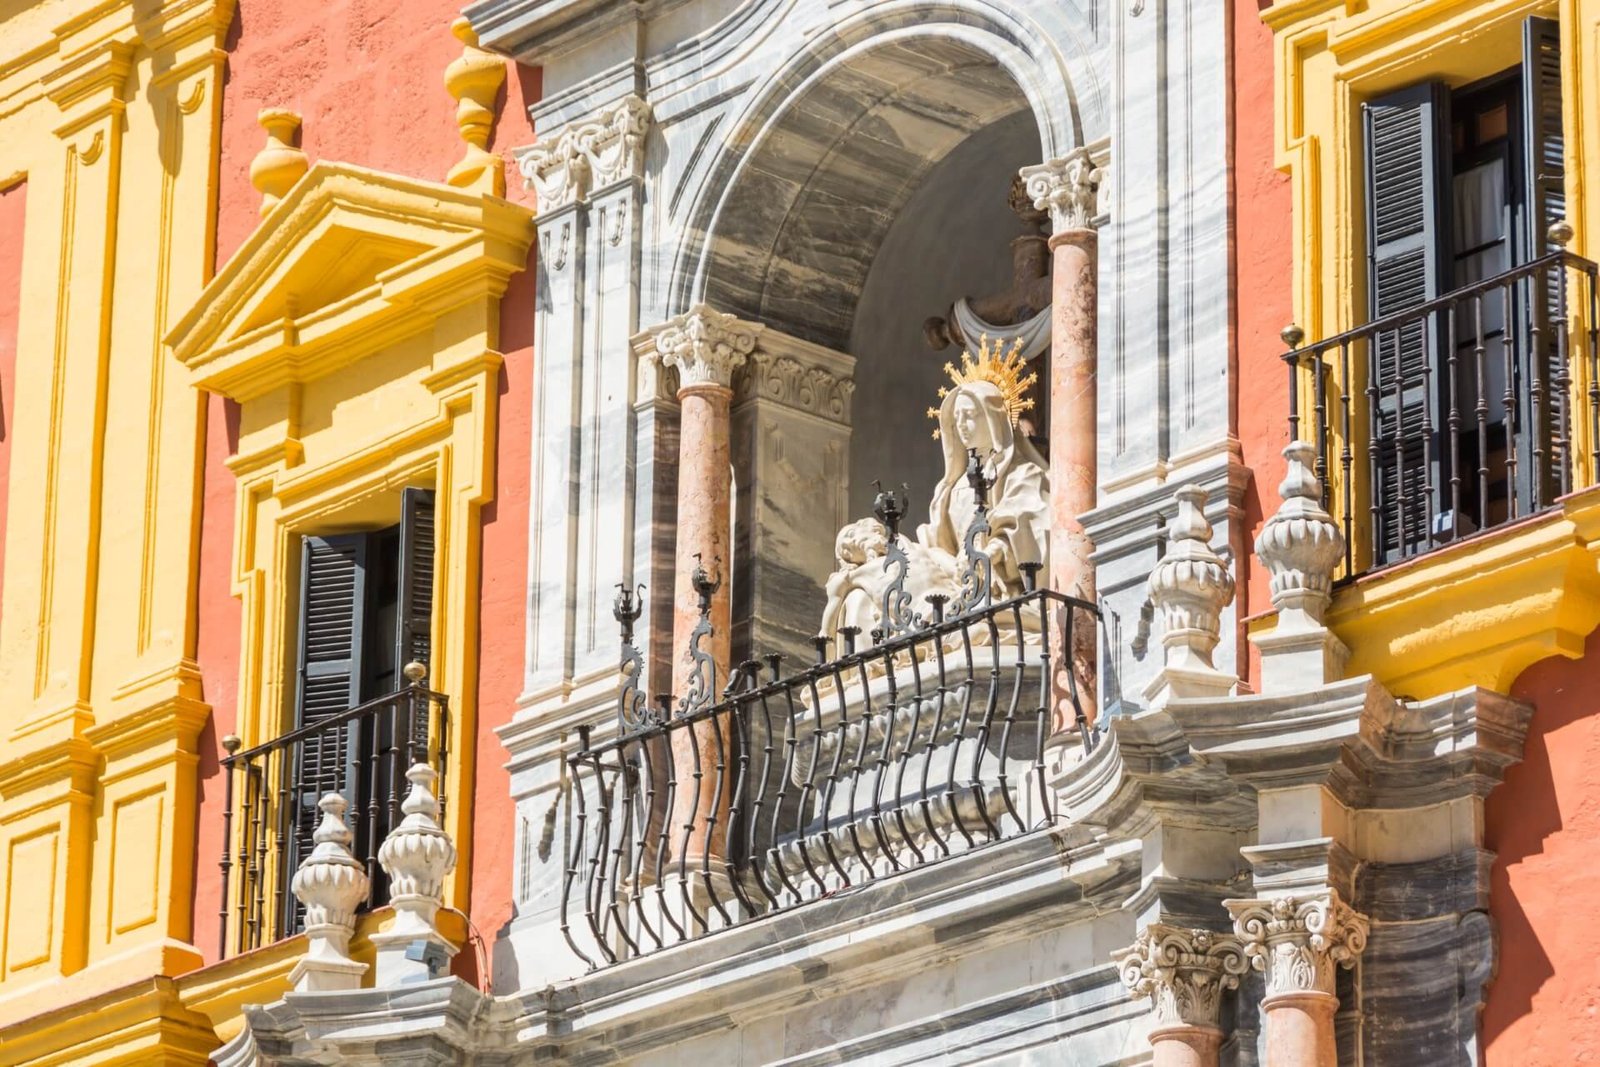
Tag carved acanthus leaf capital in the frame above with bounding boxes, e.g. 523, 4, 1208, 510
516, 94, 652, 212
646, 304, 765, 392
1225, 890, 1370, 999
1019, 149, 1101, 233
1113, 924, 1249, 1030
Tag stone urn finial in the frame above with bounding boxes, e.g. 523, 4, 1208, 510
250, 109, 308, 218
1142, 485, 1236, 704
373, 764, 459, 986
444, 17, 506, 195
1255, 442, 1344, 629
288, 793, 370, 992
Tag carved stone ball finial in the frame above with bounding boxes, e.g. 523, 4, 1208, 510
250, 109, 308, 218
1147, 485, 1235, 674
374, 765, 459, 986
288, 793, 370, 992
444, 17, 507, 195
1255, 442, 1344, 630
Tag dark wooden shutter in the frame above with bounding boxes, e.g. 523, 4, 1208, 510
1523, 15, 1566, 504
288, 533, 367, 927
396, 487, 435, 682
1364, 83, 1452, 564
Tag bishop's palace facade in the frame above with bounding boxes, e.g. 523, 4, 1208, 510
0, 0, 1598, 1064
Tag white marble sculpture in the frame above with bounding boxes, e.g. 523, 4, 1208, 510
819, 356, 1051, 645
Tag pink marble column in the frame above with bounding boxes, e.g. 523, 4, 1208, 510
1023, 151, 1102, 728
647, 305, 763, 870
1226, 892, 1370, 1067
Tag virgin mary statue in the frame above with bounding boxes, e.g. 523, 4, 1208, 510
819, 339, 1051, 643
918, 378, 1050, 592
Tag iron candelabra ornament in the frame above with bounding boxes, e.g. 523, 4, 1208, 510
872, 480, 924, 639
948, 447, 996, 616
613, 583, 654, 733
677, 555, 722, 717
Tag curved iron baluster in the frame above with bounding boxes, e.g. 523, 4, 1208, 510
949, 449, 995, 617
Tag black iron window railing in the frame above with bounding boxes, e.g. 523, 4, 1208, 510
1284, 248, 1600, 574
564, 471, 1098, 969
217, 675, 450, 956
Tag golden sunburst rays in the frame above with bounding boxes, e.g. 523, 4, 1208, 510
927, 334, 1038, 439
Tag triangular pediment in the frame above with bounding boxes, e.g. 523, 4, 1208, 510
169, 161, 534, 400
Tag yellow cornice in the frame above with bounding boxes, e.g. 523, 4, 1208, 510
0, 737, 97, 812
168, 162, 534, 403
1312, 488, 1600, 698
0, 975, 217, 1067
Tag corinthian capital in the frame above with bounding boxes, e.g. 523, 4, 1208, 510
1225, 890, 1370, 999
516, 94, 652, 213
645, 304, 765, 392
1113, 924, 1249, 1030
1019, 148, 1101, 233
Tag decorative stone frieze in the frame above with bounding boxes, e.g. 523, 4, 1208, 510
1020, 148, 1101, 233
645, 304, 765, 392
1225, 890, 1369, 998
1251, 442, 1349, 693
1143, 485, 1236, 704
373, 763, 459, 986
444, 17, 507, 195
250, 109, 308, 217
515, 94, 651, 212
288, 794, 370, 992
734, 349, 855, 426
1113, 924, 1249, 1030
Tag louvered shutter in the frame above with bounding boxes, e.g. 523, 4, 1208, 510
1522, 15, 1566, 505
396, 487, 435, 682
1364, 83, 1452, 564
287, 534, 367, 929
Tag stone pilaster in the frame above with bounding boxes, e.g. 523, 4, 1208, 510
1021, 149, 1101, 728
373, 765, 459, 987
1114, 924, 1249, 1067
1251, 441, 1348, 693
1225, 890, 1370, 1067
1143, 485, 1236, 705
288, 795, 370, 993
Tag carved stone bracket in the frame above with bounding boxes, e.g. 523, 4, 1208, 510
645, 304, 765, 393
1113, 923, 1250, 1031
1225, 890, 1370, 999
516, 94, 652, 212
1019, 148, 1101, 234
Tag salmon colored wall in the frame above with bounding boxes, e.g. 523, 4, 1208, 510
0, 182, 24, 631
190, 1, 538, 964
1231, 0, 1293, 688
1483, 630, 1600, 1064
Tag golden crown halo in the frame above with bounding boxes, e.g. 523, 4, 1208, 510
927, 334, 1038, 439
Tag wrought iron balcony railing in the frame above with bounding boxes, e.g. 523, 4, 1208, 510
217, 671, 450, 956
563, 577, 1097, 969
1284, 247, 1600, 574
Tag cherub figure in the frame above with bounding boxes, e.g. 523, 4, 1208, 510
818, 518, 961, 645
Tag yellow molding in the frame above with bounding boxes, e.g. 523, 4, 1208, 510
0, 976, 217, 1067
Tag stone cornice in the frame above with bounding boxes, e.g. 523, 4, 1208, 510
732, 329, 856, 426
515, 94, 651, 213
1224, 889, 1369, 999
1113, 924, 1248, 1030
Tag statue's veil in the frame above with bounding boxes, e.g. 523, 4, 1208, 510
928, 381, 1049, 545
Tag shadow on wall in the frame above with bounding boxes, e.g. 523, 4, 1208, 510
1481, 624, 1600, 1064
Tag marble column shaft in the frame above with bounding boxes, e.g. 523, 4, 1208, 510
1025, 153, 1102, 726
648, 305, 762, 866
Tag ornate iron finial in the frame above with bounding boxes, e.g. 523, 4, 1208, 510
614, 584, 651, 732
925, 593, 949, 623
1280, 323, 1304, 350
221, 734, 241, 756
403, 661, 428, 685
840, 626, 860, 655
948, 449, 996, 616
871, 481, 909, 540
1019, 561, 1042, 594
690, 554, 721, 617
811, 635, 830, 665
964, 448, 994, 509
765, 653, 783, 681
677, 557, 722, 717
1549, 219, 1575, 246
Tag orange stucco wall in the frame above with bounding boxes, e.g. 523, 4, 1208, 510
1483, 629, 1600, 1064
190, 1, 537, 965
1230, 0, 1293, 688
0, 182, 24, 632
